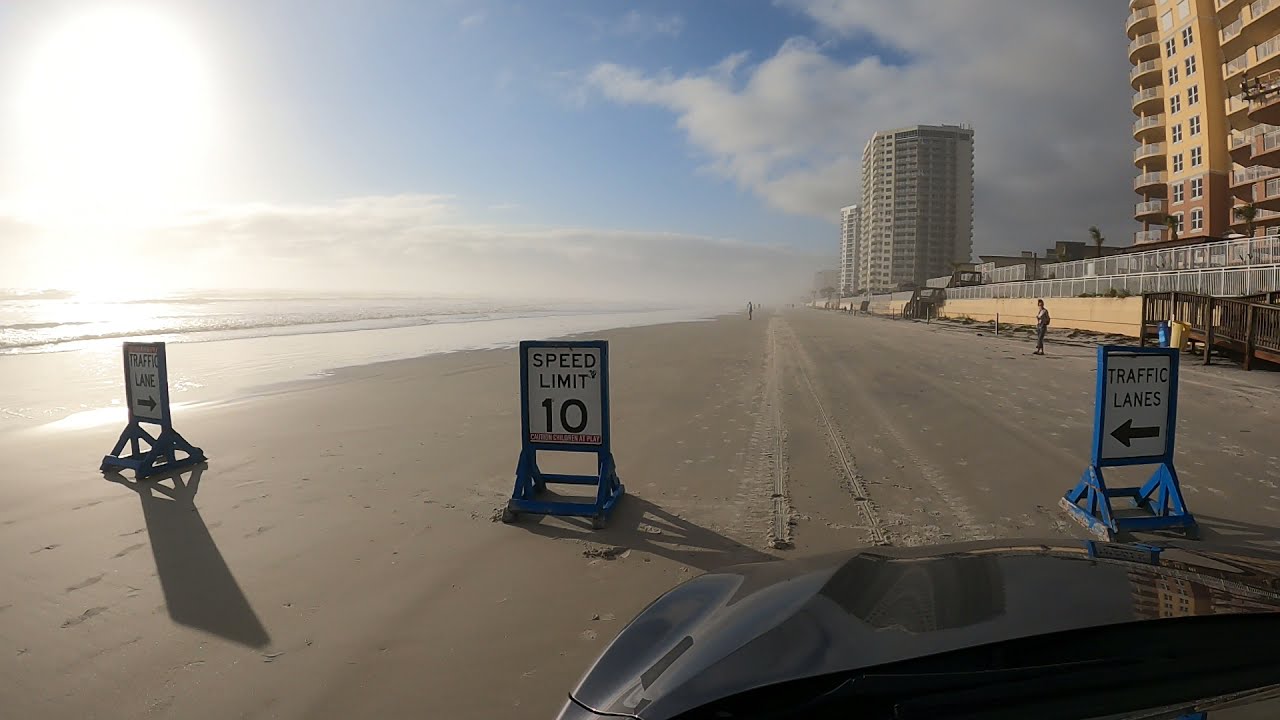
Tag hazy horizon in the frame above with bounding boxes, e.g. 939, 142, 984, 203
1, 1, 1136, 302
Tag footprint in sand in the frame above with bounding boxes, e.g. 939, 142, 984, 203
30, 544, 60, 554
244, 525, 273, 539
113, 543, 146, 559
62, 607, 108, 628
66, 574, 105, 593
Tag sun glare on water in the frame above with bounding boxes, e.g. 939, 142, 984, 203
13, 5, 220, 231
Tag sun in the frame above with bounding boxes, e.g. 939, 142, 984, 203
12, 5, 219, 230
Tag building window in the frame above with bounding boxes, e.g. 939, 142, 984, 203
1165, 38, 1177, 57
1185, 55, 1196, 77
1188, 85, 1199, 105
1181, 26, 1193, 46
1189, 115, 1200, 135
1191, 146, 1202, 166
1191, 177, 1203, 198
1173, 213, 1184, 232
1170, 94, 1181, 113
1162, 11, 1175, 31
1173, 154, 1184, 173
1173, 182, 1185, 203
1172, 124, 1183, 143
1168, 66, 1179, 85
1178, 0, 1190, 18
1191, 208, 1204, 230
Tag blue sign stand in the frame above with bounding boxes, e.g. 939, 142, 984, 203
101, 342, 206, 479
1060, 346, 1195, 541
503, 340, 623, 529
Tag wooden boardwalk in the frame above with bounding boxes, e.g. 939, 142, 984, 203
1141, 291, 1280, 369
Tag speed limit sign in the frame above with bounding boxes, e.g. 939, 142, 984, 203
506, 340, 622, 528
524, 344, 604, 445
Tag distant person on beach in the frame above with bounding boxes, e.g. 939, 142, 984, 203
1034, 299, 1050, 355
748, 302, 754, 320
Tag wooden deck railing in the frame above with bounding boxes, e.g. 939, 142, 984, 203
1141, 291, 1280, 370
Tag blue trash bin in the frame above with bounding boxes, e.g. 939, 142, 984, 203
1156, 321, 1170, 348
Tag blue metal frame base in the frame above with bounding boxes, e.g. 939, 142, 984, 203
1060, 463, 1195, 541
101, 423, 207, 479
504, 447, 624, 529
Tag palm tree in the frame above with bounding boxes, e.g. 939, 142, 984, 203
1234, 203, 1259, 238
1164, 215, 1179, 243
1089, 226, 1105, 259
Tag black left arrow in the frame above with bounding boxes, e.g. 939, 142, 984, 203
137, 397, 157, 411
1111, 419, 1159, 447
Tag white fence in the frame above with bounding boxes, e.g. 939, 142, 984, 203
1036, 236, 1280, 281
944, 266, 1280, 300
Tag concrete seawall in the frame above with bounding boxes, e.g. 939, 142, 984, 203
939, 296, 1142, 337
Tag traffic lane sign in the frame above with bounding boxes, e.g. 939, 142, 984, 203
525, 346, 603, 445
1100, 353, 1172, 460
126, 345, 164, 422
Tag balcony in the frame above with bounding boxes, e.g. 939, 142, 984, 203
1135, 199, 1167, 219
1133, 113, 1165, 140
1231, 125, 1267, 163
1132, 86, 1164, 113
1130, 0, 1155, 8
1260, 177, 1280, 211
1134, 142, 1166, 167
1134, 171, 1168, 193
1255, 129, 1280, 166
1225, 53, 1251, 83
1233, 165, 1280, 200
1129, 32, 1160, 63
1248, 79, 1280, 124
1134, 229, 1166, 244
1126, 6, 1156, 37
1131, 59, 1161, 89
1222, 17, 1245, 47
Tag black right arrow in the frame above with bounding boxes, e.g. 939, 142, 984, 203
138, 397, 157, 411
1111, 419, 1160, 447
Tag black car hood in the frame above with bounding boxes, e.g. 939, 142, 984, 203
569, 539, 1280, 719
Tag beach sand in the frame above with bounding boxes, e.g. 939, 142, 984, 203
6, 307, 1280, 719
0, 312, 780, 719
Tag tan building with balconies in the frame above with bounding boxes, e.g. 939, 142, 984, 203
1222, 0, 1280, 238
1129, 0, 1236, 245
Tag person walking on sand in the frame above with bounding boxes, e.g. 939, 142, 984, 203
1034, 299, 1050, 355
748, 301, 754, 320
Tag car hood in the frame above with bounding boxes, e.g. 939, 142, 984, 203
569, 539, 1280, 720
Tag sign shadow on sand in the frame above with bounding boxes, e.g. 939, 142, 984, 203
105, 464, 271, 648
517, 492, 775, 572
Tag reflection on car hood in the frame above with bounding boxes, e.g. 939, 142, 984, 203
569, 539, 1280, 720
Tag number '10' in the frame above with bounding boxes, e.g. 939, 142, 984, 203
542, 398, 588, 433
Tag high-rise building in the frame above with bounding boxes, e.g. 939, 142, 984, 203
1128, 0, 1280, 245
839, 205, 861, 295
858, 124, 974, 294
1221, 0, 1280, 238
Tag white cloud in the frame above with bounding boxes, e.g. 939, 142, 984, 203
0, 196, 818, 303
460, 12, 486, 28
586, 1, 1137, 254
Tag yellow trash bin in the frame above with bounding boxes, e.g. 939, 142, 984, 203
1170, 321, 1192, 352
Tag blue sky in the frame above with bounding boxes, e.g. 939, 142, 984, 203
194, 0, 853, 243
0, 1, 1133, 300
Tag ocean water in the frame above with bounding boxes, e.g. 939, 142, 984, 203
0, 289, 719, 431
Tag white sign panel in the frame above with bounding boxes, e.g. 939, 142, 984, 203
127, 345, 164, 422
1100, 353, 1172, 460
525, 346, 603, 445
